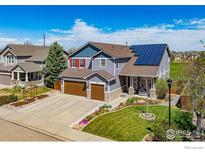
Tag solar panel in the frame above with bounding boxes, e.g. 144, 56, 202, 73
131, 44, 168, 66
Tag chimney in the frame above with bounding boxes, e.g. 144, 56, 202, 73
43, 34, 46, 47
126, 42, 128, 46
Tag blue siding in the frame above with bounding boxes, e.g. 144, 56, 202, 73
87, 74, 108, 91
93, 52, 112, 58
92, 58, 115, 76
70, 44, 100, 57
115, 58, 129, 75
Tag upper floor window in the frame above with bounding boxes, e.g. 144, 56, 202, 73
100, 59, 106, 67
71, 59, 77, 68
115, 59, 119, 69
7, 55, 14, 64
79, 59, 85, 68
70, 59, 85, 68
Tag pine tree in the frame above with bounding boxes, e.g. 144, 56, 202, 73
43, 42, 67, 87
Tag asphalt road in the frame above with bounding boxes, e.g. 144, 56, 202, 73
0, 119, 60, 141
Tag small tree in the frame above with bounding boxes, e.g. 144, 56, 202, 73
183, 52, 205, 138
43, 42, 67, 88
156, 79, 168, 99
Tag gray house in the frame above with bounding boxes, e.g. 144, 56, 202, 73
0, 44, 50, 86
60, 42, 170, 102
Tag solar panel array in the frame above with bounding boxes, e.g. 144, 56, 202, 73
130, 44, 168, 66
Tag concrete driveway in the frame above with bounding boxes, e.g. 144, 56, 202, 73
0, 93, 110, 141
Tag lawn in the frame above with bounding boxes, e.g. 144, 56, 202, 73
83, 106, 193, 141
170, 62, 188, 81
0, 86, 52, 100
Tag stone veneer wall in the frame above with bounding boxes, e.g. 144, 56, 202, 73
87, 90, 91, 99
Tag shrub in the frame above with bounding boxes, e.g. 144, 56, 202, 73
0, 96, 10, 106
13, 85, 24, 92
0, 94, 18, 106
151, 120, 170, 141
156, 79, 168, 99
126, 98, 136, 105
9, 94, 18, 102
172, 111, 195, 131
85, 114, 95, 121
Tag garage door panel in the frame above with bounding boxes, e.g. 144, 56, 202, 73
64, 81, 86, 97
91, 84, 104, 101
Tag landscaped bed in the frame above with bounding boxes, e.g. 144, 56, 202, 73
0, 86, 52, 108
11, 94, 48, 107
0, 86, 51, 100
82, 105, 194, 141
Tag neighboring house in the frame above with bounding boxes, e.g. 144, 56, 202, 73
0, 44, 68, 86
60, 42, 170, 101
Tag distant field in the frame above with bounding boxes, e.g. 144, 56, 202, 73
170, 62, 188, 80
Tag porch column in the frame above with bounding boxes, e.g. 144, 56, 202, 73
150, 78, 157, 99
126, 76, 128, 90
25, 72, 28, 82
17, 72, 20, 81
128, 76, 135, 96
11, 71, 14, 80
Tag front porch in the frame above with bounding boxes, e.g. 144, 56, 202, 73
121, 76, 157, 98
11, 71, 44, 86
10, 62, 44, 87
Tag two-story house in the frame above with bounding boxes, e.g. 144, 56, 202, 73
0, 44, 50, 86
60, 42, 170, 102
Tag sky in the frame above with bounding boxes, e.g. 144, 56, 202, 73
1, 5, 205, 51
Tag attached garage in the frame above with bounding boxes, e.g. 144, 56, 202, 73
0, 74, 11, 85
91, 84, 105, 101
64, 81, 86, 97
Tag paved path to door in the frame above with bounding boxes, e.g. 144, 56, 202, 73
0, 93, 111, 141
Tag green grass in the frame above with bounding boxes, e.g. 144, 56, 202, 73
0, 86, 52, 100
83, 106, 191, 141
170, 62, 188, 80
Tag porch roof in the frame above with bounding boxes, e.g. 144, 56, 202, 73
60, 68, 115, 81
119, 57, 159, 77
10, 62, 42, 73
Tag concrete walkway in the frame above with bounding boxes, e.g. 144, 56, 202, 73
160, 94, 180, 106
0, 94, 111, 141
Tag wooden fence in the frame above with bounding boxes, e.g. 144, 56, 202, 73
54, 80, 61, 91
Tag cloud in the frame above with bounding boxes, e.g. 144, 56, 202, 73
46, 19, 205, 51
0, 35, 17, 49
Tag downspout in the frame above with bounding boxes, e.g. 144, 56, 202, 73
114, 57, 116, 76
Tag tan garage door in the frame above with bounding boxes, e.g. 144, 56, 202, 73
91, 84, 104, 101
0, 74, 11, 85
64, 81, 86, 97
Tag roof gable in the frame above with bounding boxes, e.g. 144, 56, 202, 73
69, 43, 100, 58
1, 44, 49, 57
90, 42, 133, 58
130, 44, 170, 66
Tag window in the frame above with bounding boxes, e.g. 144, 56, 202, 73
100, 59, 106, 67
7, 55, 14, 64
115, 59, 119, 69
79, 59, 85, 68
71, 59, 77, 68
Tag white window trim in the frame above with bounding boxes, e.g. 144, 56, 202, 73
100, 59, 106, 68
115, 59, 119, 69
